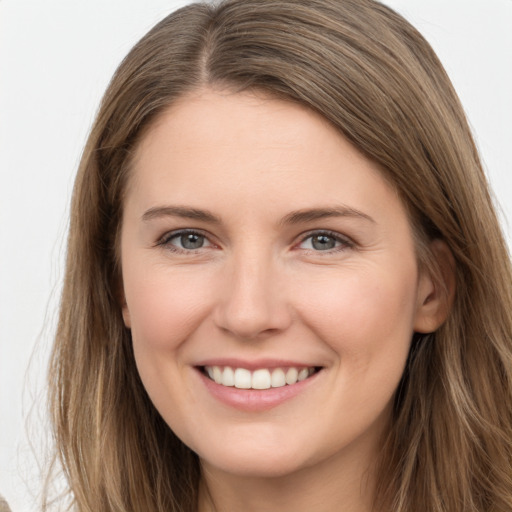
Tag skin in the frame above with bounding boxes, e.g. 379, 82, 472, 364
120, 88, 450, 512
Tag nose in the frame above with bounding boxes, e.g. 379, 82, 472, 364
213, 252, 292, 340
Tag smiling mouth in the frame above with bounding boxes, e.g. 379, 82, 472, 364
202, 365, 321, 390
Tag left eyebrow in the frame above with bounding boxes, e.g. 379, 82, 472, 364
280, 206, 375, 225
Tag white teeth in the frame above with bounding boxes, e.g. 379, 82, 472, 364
285, 367, 299, 385
204, 365, 317, 389
222, 366, 235, 386
297, 368, 309, 381
213, 366, 223, 384
271, 368, 286, 388
234, 368, 252, 389
252, 369, 271, 390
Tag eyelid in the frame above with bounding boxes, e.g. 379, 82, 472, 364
295, 229, 354, 252
154, 228, 354, 254
156, 228, 216, 251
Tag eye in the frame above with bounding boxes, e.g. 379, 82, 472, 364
158, 230, 212, 252
298, 231, 351, 252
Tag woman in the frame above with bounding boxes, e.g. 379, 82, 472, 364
46, 0, 512, 510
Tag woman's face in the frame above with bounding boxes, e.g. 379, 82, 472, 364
120, 88, 439, 479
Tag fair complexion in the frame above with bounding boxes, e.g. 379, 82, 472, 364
120, 88, 450, 512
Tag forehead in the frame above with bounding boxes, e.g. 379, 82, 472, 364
126, 87, 406, 231
132, 88, 340, 173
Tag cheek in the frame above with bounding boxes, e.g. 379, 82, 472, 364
294, 263, 418, 368
123, 265, 216, 419
123, 263, 216, 353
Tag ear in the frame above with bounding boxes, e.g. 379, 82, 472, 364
120, 288, 132, 328
413, 239, 456, 333
122, 304, 132, 328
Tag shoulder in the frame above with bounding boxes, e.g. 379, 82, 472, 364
0, 495, 12, 512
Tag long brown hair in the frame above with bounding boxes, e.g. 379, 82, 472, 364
47, 0, 512, 510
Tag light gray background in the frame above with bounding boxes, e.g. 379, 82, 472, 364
1, 1, 511, 510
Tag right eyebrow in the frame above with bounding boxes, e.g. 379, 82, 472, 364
141, 206, 221, 224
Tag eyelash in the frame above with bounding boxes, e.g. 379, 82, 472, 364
297, 230, 354, 254
156, 229, 354, 254
156, 229, 213, 253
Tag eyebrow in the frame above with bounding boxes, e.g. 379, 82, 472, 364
142, 206, 221, 223
280, 206, 375, 225
142, 204, 374, 226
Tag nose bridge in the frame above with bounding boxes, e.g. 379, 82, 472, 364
214, 245, 290, 339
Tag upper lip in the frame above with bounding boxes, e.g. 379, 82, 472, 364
194, 358, 322, 371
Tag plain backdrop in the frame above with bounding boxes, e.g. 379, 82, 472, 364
1, 1, 511, 510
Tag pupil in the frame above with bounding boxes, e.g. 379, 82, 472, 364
312, 234, 335, 250
181, 233, 203, 249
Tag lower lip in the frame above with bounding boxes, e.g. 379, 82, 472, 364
196, 368, 321, 412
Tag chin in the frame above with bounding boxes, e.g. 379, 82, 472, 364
202, 451, 311, 479
195, 433, 319, 479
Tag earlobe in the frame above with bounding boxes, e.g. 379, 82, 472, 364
120, 289, 132, 328
122, 305, 132, 328
413, 239, 456, 334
